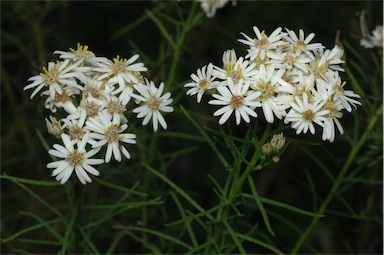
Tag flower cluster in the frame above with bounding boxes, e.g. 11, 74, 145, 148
25, 43, 174, 184
257, 132, 286, 169
184, 26, 361, 142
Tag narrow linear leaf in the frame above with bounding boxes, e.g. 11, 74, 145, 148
180, 105, 229, 168
19, 211, 63, 242
0, 173, 60, 186
247, 175, 275, 236
143, 163, 214, 221
78, 227, 100, 254
93, 178, 147, 197
145, 9, 176, 49
3, 174, 63, 218
241, 195, 325, 218
237, 233, 284, 255
115, 226, 193, 250
165, 203, 225, 227
170, 191, 198, 248
85, 197, 163, 210
12, 238, 61, 246
1, 218, 62, 244
222, 220, 246, 254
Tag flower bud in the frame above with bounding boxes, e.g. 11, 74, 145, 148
270, 133, 285, 151
222, 49, 237, 71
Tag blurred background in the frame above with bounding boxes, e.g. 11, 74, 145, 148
1, 1, 383, 254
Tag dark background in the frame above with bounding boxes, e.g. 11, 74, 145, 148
1, 1, 383, 254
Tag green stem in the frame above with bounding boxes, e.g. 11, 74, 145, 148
165, 2, 201, 91
290, 105, 382, 254
211, 124, 271, 250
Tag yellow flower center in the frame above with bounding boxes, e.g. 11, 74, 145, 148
105, 124, 120, 143
41, 64, 60, 86
107, 99, 126, 115
147, 96, 160, 111
80, 100, 101, 118
66, 150, 85, 166
254, 81, 275, 100
111, 55, 128, 74
199, 79, 210, 90
69, 126, 85, 141
302, 109, 314, 121
230, 95, 244, 109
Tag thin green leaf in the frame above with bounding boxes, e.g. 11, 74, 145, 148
36, 128, 51, 152
3, 174, 63, 218
12, 238, 61, 246
237, 233, 284, 255
93, 179, 147, 197
85, 197, 163, 210
180, 105, 230, 168
1, 218, 63, 244
143, 163, 214, 221
0, 173, 60, 186
115, 226, 193, 250
169, 191, 198, 248
19, 211, 62, 242
145, 9, 176, 49
222, 221, 246, 254
78, 227, 100, 254
247, 175, 275, 236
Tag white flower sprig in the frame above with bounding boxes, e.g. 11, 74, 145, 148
184, 26, 361, 142
25, 43, 174, 184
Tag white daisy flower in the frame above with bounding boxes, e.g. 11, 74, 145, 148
42, 87, 77, 114
323, 46, 345, 72
238, 26, 286, 60
209, 78, 261, 125
250, 64, 286, 123
46, 116, 66, 137
54, 43, 108, 66
284, 92, 329, 134
360, 25, 383, 48
68, 96, 106, 122
184, 63, 220, 103
24, 59, 82, 99
321, 98, 344, 142
93, 55, 147, 91
63, 112, 87, 142
283, 28, 324, 58
317, 71, 361, 112
267, 49, 311, 71
47, 133, 103, 185
104, 94, 129, 124
278, 73, 316, 106
132, 80, 174, 131
198, 0, 228, 18
85, 110, 136, 163
213, 56, 257, 84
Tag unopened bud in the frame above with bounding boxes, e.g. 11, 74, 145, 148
222, 49, 237, 70
272, 156, 280, 163
270, 133, 285, 151
46, 116, 64, 137
262, 143, 273, 155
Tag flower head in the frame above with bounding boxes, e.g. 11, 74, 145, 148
284, 93, 329, 134
209, 78, 261, 125
47, 133, 103, 184
24, 59, 82, 99
132, 80, 174, 131
185, 63, 220, 103
238, 26, 286, 60
85, 110, 136, 163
